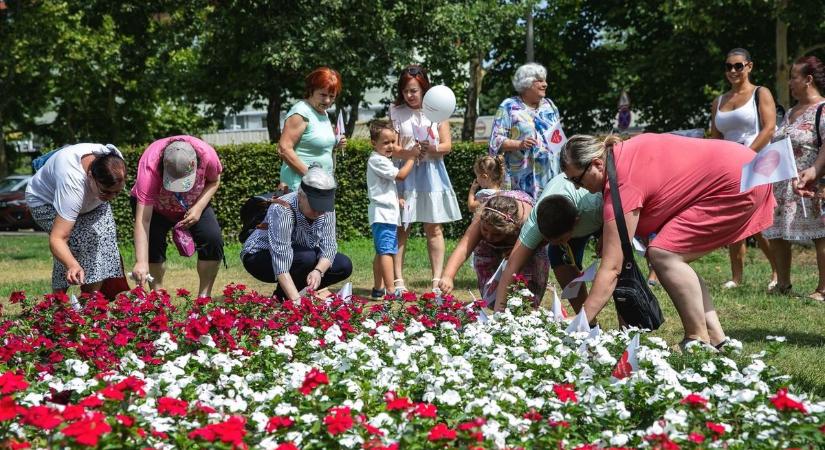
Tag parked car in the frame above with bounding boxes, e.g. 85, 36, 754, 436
0, 175, 37, 231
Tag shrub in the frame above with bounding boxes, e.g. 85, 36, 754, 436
111, 140, 488, 241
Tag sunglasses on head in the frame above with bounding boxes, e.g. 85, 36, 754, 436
403, 66, 425, 76
724, 62, 749, 72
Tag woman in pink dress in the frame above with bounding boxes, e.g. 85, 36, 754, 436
561, 133, 775, 348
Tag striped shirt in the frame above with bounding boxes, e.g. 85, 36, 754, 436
240, 192, 337, 275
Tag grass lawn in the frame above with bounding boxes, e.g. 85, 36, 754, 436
1, 232, 824, 396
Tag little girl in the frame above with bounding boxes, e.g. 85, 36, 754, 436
468, 155, 505, 212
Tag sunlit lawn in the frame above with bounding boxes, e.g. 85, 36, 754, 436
1, 232, 824, 395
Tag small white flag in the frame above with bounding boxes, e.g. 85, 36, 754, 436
631, 237, 647, 256
612, 334, 640, 380
338, 282, 352, 302
561, 261, 597, 299
70, 294, 82, 312
483, 259, 508, 307
550, 287, 566, 322
740, 138, 798, 192
545, 122, 568, 155
335, 111, 345, 143
565, 308, 590, 334
402, 201, 413, 231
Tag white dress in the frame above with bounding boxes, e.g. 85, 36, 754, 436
389, 104, 462, 224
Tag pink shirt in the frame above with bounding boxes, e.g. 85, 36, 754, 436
131, 135, 223, 219
603, 133, 775, 252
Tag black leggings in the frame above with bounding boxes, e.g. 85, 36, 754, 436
130, 196, 224, 262
242, 247, 353, 298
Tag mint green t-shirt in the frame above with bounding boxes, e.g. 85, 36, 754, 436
280, 100, 337, 190
519, 173, 604, 249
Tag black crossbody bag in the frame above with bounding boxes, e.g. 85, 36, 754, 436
606, 149, 665, 330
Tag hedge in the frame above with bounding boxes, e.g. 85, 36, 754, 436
110, 140, 489, 242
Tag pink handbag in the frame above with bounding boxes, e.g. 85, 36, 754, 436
172, 224, 196, 257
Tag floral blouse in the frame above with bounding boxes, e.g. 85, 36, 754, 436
488, 96, 562, 199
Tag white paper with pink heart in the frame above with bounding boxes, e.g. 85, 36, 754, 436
542, 122, 568, 155
740, 138, 798, 192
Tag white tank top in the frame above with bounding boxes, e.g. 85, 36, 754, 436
714, 88, 759, 146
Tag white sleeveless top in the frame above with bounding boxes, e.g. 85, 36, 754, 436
714, 88, 759, 146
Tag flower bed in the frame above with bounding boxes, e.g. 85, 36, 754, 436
0, 282, 823, 449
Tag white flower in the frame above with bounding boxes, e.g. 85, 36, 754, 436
259, 335, 274, 348
507, 296, 523, 308
765, 335, 786, 342
153, 332, 178, 356
65, 359, 90, 377
199, 334, 216, 348
438, 389, 461, 406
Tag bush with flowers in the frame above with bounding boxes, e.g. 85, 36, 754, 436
0, 278, 823, 449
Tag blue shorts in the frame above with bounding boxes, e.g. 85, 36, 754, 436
372, 223, 398, 255
548, 234, 593, 269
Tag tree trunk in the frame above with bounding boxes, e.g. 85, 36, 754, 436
347, 94, 360, 138
0, 110, 7, 178
462, 56, 484, 142
525, 7, 534, 63
266, 91, 283, 144
775, 0, 789, 109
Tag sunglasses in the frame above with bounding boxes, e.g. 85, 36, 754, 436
567, 160, 592, 187
724, 62, 750, 72
403, 66, 425, 76
95, 179, 122, 196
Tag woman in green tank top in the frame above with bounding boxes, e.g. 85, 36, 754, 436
278, 67, 347, 192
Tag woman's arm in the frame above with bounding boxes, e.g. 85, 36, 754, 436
467, 180, 480, 212
493, 240, 536, 311
434, 121, 452, 155
278, 114, 310, 175
709, 96, 723, 139
179, 175, 221, 228
50, 217, 84, 285
751, 88, 777, 151
438, 217, 483, 294
580, 209, 640, 322
132, 202, 153, 285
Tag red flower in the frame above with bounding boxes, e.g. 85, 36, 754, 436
0, 396, 22, 421
0, 371, 29, 394
427, 423, 457, 441
9, 290, 26, 304
688, 432, 705, 444
79, 395, 103, 408
680, 393, 708, 409
60, 412, 112, 446
7, 441, 30, 450
157, 397, 188, 416
548, 419, 570, 428
323, 406, 353, 435
705, 421, 725, 436
266, 416, 294, 432
552, 383, 578, 403
643, 433, 680, 450
522, 408, 542, 421
363, 422, 384, 436
177, 288, 191, 297
275, 443, 299, 450
299, 368, 329, 395
188, 416, 247, 447
116, 414, 135, 427
21, 405, 62, 429
612, 350, 633, 379
457, 417, 486, 431
61, 405, 86, 421
413, 402, 437, 418
384, 391, 413, 411
770, 388, 808, 414
98, 385, 125, 401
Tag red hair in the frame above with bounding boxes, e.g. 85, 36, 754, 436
394, 65, 431, 106
794, 56, 825, 93
304, 67, 342, 98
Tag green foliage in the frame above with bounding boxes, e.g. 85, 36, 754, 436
109, 140, 487, 241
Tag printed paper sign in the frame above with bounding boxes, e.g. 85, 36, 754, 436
482, 259, 508, 308
545, 122, 568, 155
740, 138, 797, 192
612, 334, 640, 380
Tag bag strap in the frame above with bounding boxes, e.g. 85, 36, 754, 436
258, 197, 295, 230
754, 86, 761, 131
816, 102, 824, 149
605, 147, 635, 263
174, 193, 189, 210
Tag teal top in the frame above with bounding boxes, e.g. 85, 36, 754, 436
279, 100, 336, 190
519, 173, 604, 249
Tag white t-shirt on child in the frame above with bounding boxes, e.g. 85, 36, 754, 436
366, 152, 401, 225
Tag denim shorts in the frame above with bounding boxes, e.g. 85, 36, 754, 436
371, 223, 398, 255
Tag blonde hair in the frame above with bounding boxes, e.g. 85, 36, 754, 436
561, 134, 623, 170
473, 155, 505, 185
479, 195, 522, 238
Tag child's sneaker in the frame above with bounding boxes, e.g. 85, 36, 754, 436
370, 288, 386, 300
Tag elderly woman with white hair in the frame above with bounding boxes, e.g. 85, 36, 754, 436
240, 166, 353, 300
489, 62, 563, 199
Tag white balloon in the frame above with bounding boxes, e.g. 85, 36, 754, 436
422, 85, 456, 123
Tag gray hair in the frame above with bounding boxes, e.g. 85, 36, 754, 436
561, 134, 623, 170
512, 63, 548, 93
301, 165, 336, 190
